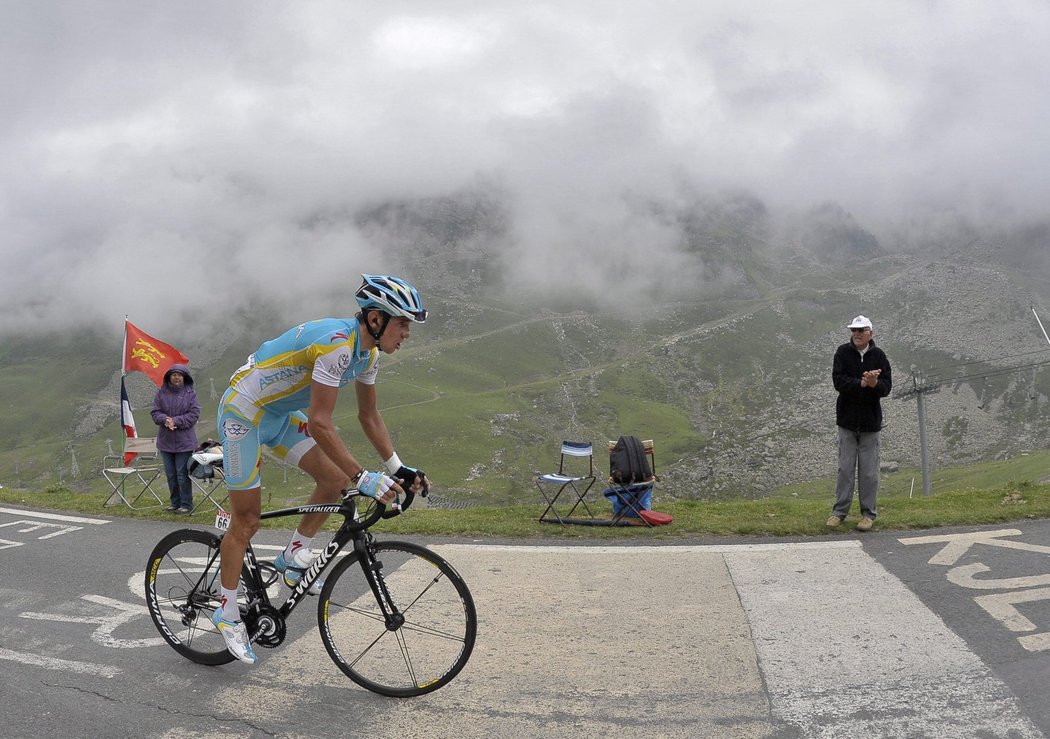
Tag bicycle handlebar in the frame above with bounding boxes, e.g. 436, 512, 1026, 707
342, 470, 425, 527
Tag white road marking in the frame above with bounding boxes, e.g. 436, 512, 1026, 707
900, 528, 1050, 564
0, 520, 83, 539
20, 594, 165, 648
974, 587, 1050, 633
1019, 632, 1050, 651
904, 528, 1050, 654
0, 507, 108, 525
0, 647, 120, 678
947, 562, 1050, 590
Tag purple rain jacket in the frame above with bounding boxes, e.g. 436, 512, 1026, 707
150, 364, 201, 453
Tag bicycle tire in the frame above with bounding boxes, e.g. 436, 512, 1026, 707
317, 540, 477, 697
144, 528, 250, 666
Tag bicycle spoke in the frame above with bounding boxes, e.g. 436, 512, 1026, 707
346, 629, 391, 670
393, 627, 419, 689
399, 618, 469, 643
397, 572, 446, 615
327, 600, 387, 625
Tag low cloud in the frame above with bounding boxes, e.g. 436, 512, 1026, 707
3, 1, 1049, 336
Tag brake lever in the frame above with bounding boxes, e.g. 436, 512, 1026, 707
379, 468, 427, 519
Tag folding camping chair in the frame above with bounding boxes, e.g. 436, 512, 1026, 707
102, 437, 164, 509
603, 438, 670, 527
187, 442, 229, 513
536, 441, 597, 524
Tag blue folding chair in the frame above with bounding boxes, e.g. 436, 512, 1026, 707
536, 441, 597, 524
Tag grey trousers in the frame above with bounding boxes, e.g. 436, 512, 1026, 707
832, 426, 880, 520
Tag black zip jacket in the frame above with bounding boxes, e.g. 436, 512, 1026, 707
832, 338, 892, 432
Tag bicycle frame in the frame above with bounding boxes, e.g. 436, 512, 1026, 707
228, 493, 401, 627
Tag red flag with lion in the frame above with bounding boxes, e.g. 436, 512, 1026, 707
123, 320, 189, 386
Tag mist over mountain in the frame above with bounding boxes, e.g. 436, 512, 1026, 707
2, 187, 1049, 501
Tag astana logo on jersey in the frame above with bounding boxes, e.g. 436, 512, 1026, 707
259, 365, 308, 390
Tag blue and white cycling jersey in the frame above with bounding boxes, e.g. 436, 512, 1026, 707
217, 318, 381, 489
229, 318, 379, 417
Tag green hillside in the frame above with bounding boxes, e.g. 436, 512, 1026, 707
3, 267, 1050, 509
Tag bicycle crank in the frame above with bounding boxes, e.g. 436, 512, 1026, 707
244, 604, 287, 648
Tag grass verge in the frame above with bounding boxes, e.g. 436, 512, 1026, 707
3, 480, 1049, 539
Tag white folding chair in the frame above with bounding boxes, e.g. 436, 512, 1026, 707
102, 437, 163, 509
536, 441, 597, 524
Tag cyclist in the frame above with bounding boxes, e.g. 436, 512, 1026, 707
212, 274, 431, 664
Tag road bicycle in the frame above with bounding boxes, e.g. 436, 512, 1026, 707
144, 486, 477, 697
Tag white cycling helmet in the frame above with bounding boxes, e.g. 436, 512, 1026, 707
355, 274, 428, 323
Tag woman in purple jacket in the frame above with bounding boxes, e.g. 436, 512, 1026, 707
151, 364, 201, 513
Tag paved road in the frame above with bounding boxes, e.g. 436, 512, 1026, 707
2, 505, 1050, 737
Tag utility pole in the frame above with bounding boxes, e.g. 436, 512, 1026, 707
915, 386, 931, 497
900, 371, 937, 497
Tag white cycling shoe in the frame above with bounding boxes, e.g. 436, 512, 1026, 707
211, 609, 257, 665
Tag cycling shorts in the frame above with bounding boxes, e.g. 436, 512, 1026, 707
217, 387, 317, 491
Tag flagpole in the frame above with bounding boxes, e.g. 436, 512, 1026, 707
122, 314, 128, 376
119, 315, 137, 465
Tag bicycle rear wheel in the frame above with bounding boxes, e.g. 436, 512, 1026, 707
317, 540, 476, 697
144, 528, 249, 666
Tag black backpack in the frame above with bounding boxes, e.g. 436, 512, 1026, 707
609, 435, 652, 484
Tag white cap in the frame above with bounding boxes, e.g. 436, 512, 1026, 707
847, 315, 872, 330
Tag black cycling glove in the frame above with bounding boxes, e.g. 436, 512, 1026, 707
393, 465, 429, 496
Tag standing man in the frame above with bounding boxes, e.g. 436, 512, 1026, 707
827, 315, 892, 532
212, 274, 431, 664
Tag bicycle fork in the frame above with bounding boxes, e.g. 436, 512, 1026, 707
356, 534, 405, 631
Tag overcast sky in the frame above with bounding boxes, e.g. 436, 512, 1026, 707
3, 1, 1049, 337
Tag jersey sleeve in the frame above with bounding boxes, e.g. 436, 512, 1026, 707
311, 345, 353, 387
355, 352, 381, 385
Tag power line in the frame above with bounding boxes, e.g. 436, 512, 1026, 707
921, 357, 1050, 388
921, 346, 1050, 376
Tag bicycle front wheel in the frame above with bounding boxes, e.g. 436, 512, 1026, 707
318, 540, 477, 697
144, 528, 247, 666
